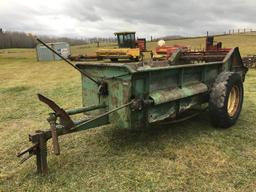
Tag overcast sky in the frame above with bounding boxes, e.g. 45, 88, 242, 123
0, 0, 255, 39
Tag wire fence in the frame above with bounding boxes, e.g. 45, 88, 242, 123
150, 28, 256, 42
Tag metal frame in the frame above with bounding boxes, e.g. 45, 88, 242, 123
18, 47, 247, 174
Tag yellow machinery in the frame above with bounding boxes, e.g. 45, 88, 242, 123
96, 32, 146, 62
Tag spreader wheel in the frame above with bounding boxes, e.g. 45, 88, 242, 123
209, 72, 244, 128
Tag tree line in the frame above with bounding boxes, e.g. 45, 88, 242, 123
0, 29, 116, 49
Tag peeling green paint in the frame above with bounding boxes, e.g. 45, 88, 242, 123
149, 83, 208, 105
75, 47, 246, 129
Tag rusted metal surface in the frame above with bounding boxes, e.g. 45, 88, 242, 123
180, 51, 228, 63
153, 44, 188, 61
38, 94, 74, 130
136, 38, 147, 52
47, 113, 60, 155
205, 36, 231, 52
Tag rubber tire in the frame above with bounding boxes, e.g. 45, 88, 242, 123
133, 57, 140, 62
110, 58, 118, 62
209, 72, 244, 128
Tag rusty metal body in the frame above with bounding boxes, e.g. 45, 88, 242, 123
153, 45, 188, 60
18, 38, 247, 174
205, 36, 231, 52
78, 47, 246, 129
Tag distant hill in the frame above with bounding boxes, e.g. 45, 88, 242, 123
147, 33, 256, 57
155, 35, 184, 41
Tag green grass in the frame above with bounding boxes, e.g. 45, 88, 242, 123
0, 34, 256, 192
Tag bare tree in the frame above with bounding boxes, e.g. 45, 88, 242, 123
0, 29, 116, 49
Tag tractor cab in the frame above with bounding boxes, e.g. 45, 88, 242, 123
95, 31, 147, 62
115, 32, 136, 48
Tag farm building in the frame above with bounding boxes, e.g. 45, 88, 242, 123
36, 42, 70, 61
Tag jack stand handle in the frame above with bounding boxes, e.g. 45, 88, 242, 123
47, 113, 60, 155
33, 131, 48, 174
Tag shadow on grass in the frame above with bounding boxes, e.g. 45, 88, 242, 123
103, 111, 215, 154
20, 112, 216, 180
0, 85, 31, 94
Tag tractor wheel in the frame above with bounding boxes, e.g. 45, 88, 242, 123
133, 57, 140, 62
209, 72, 244, 128
129, 56, 140, 62
110, 58, 118, 62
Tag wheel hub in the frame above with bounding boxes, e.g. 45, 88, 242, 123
227, 85, 240, 117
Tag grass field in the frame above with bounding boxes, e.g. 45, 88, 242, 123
0, 34, 256, 192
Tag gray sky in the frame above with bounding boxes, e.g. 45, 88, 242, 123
0, 0, 255, 39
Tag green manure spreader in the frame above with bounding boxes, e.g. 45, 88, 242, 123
18, 39, 247, 174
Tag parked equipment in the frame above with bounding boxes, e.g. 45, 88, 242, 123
68, 32, 152, 62
96, 32, 151, 62
205, 36, 231, 52
18, 38, 247, 174
153, 40, 188, 60
153, 36, 232, 61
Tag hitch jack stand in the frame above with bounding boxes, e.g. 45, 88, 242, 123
29, 131, 49, 174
